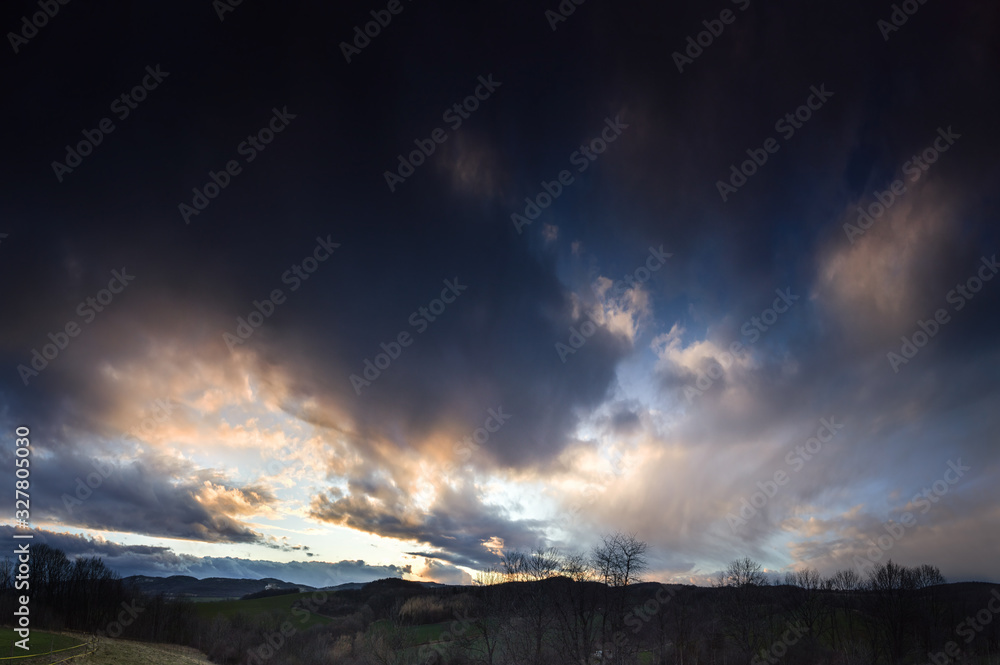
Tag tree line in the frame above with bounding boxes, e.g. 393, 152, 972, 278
0, 544, 194, 643
2, 539, 998, 665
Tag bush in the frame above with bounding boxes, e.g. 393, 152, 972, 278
400, 595, 448, 624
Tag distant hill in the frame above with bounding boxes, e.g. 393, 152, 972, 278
122, 574, 447, 599
123, 575, 316, 599
323, 581, 367, 591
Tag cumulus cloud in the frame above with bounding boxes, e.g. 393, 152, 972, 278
32, 453, 278, 544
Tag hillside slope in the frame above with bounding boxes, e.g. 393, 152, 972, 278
88, 637, 212, 665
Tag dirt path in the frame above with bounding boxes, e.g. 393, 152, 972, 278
85, 637, 212, 665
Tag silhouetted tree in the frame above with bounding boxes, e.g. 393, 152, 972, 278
593, 532, 648, 665
715, 557, 768, 665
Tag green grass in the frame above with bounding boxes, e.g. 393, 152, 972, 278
397, 625, 482, 664
407, 620, 451, 645
194, 593, 333, 630
0, 629, 84, 658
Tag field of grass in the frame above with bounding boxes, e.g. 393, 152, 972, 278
194, 591, 333, 630
406, 620, 451, 645
0, 629, 84, 659
0, 628, 218, 665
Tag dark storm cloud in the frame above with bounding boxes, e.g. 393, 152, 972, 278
19, 451, 276, 545
2, 0, 994, 465
310, 477, 546, 569
0, 0, 645, 473
0, 0, 997, 582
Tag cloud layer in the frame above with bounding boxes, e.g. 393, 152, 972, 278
0, 0, 997, 585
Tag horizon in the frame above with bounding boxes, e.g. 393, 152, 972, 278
2, 0, 999, 594
116, 568, 998, 590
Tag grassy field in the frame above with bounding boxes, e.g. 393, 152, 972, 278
407, 620, 450, 644
194, 591, 333, 630
0, 629, 84, 659
0, 630, 211, 665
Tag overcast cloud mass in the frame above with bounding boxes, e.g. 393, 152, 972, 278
0, 0, 998, 587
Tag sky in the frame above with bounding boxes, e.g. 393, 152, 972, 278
0, 0, 998, 589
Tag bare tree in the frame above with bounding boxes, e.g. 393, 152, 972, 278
525, 547, 562, 581
909, 564, 947, 656
468, 567, 511, 665
363, 600, 408, 665
593, 532, 649, 589
828, 566, 863, 652
666, 587, 698, 665
716, 557, 767, 588
910, 563, 945, 589
551, 552, 601, 665
865, 559, 912, 664
500, 550, 527, 582
714, 558, 768, 665
592, 532, 649, 665
499, 546, 561, 665
782, 568, 826, 646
